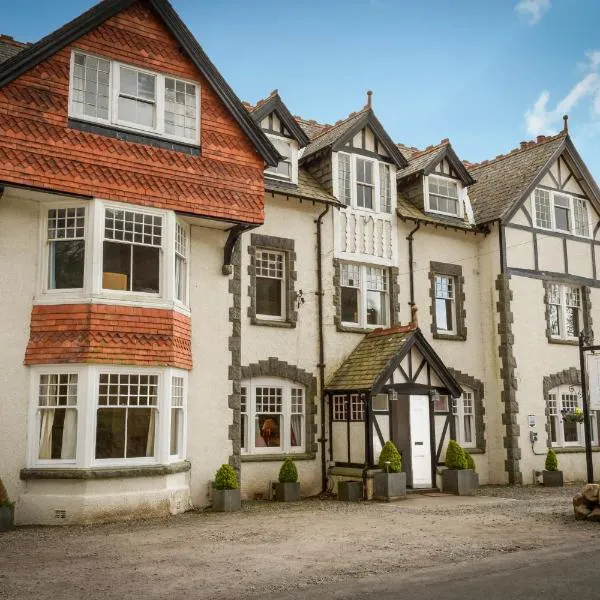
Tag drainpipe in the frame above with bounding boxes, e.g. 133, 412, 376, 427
407, 223, 420, 307
315, 203, 330, 493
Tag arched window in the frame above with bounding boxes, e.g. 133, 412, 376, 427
547, 384, 598, 447
451, 387, 475, 448
240, 377, 305, 455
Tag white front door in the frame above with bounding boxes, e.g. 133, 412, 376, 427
410, 395, 432, 488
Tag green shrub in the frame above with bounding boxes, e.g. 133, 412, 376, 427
545, 449, 559, 472
214, 464, 238, 490
378, 441, 402, 473
445, 440, 468, 470
278, 457, 298, 483
465, 452, 476, 471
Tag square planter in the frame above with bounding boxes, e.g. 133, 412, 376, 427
543, 470, 563, 487
442, 469, 476, 496
373, 472, 406, 501
0, 505, 14, 532
212, 488, 241, 512
337, 480, 363, 502
275, 482, 300, 502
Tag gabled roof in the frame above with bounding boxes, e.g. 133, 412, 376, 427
249, 90, 310, 147
396, 193, 477, 231
265, 168, 343, 206
0, 35, 28, 64
300, 108, 408, 169
0, 0, 279, 167
397, 140, 475, 187
468, 132, 570, 224
325, 326, 462, 397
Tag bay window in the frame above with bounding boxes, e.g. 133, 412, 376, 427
47, 207, 86, 290
241, 378, 305, 455
452, 389, 475, 448
170, 376, 185, 458
547, 384, 597, 447
547, 283, 581, 340
533, 188, 590, 237
340, 262, 388, 329
174, 221, 189, 304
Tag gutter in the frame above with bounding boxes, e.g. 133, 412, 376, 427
315, 203, 330, 493
406, 223, 420, 307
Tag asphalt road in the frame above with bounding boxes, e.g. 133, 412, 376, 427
271, 539, 600, 600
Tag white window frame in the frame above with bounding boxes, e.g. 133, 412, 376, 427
340, 262, 388, 329
254, 248, 287, 322
531, 187, 591, 238
240, 377, 305, 456
265, 134, 298, 184
452, 388, 476, 449
174, 220, 190, 307
425, 174, 462, 218
547, 283, 582, 341
68, 50, 200, 146
355, 156, 376, 211
28, 365, 187, 469
547, 384, 597, 448
434, 274, 457, 336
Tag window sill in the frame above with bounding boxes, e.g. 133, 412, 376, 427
241, 453, 315, 463
547, 337, 579, 346
250, 317, 296, 328
68, 118, 201, 156
433, 332, 467, 342
20, 460, 191, 480
466, 448, 485, 454
553, 447, 600, 454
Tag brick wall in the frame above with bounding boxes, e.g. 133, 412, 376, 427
25, 304, 192, 369
0, 0, 265, 224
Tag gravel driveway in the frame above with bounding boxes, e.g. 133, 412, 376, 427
0, 485, 597, 600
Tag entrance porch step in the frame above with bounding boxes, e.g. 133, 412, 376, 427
406, 487, 441, 495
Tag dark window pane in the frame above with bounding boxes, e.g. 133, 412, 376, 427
127, 408, 154, 458
366, 290, 385, 325
341, 287, 359, 323
564, 420, 578, 443
50, 240, 85, 289
96, 408, 126, 458
555, 206, 570, 231
256, 277, 282, 316
132, 245, 160, 293
103, 241, 130, 290
255, 414, 281, 448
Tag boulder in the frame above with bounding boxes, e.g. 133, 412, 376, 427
575, 505, 593, 520
573, 493, 589, 508
581, 483, 600, 504
587, 507, 600, 522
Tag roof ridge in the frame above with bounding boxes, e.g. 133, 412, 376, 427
0, 34, 29, 48
307, 106, 370, 143
468, 132, 566, 171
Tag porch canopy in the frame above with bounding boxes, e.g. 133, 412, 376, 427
325, 325, 462, 486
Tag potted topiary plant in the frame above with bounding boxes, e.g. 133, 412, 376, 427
212, 464, 241, 512
442, 440, 476, 495
0, 476, 15, 532
543, 449, 563, 487
275, 457, 300, 502
465, 451, 479, 490
373, 441, 406, 501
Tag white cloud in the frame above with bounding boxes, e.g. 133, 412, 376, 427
515, 0, 551, 25
524, 53, 600, 136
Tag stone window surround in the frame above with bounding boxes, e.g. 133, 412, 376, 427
542, 280, 593, 346
447, 368, 486, 452
248, 234, 297, 328
429, 261, 467, 341
332, 258, 400, 334
239, 358, 318, 462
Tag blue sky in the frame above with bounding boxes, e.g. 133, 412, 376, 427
3, 0, 600, 178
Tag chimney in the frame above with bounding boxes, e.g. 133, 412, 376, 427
520, 141, 528, 149
366, 90, 373, 109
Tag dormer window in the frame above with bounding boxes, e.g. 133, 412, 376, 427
426, 175, 461, 217
265, 135, 297, 183
533, 188, 590, 237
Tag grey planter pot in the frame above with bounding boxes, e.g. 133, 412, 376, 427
442, 469, 477, 496
543, 470, 563, 487
275, 482, 300, 502
337, 480, 363, 502
373, 471, 406, 501
212, 488, 241, 512
0, 505, 14, 532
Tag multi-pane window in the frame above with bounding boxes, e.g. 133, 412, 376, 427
69, 51, 199, 143
332, 395, 347, 421
435, 275, 456, 334
356, 158, 375, 209
255, 249, 286, 319
241, 379, 305, 454
170, 376, 185, 457
37, 374, 78, 460
174, 222, 188, 303
547, 283, 581, 340
379, 163, 392, 213
47, 207, 86, 290
338, 153, 352, 206
533, 188, 591, 237
452, 389, 475, 448
548, 385, 597, 447
96, 373, 159, 460
340, 263, 387, 328
71, 52, 110, 121
266, 137, 293, 181
102, 208, 162, 293
164, 78, 197, 141
350, 394, 365, 421
428, 176, 460, 216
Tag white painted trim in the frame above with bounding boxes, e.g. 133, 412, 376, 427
424, 174, 463, 218
265, 134, 298, 184
531, 187, 592, 239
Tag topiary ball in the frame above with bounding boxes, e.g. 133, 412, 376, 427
465, 451, 476, 471
378, 441, 402, 473
545, 449, 558, 472
279, 457, 298, 483
214, 464, 238, 490
445, 440, 468, 470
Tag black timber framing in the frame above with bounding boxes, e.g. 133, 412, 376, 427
250, 93, 310, 147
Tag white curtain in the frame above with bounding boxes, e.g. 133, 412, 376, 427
38, 374, 58, 459
146, 410, 156, 457
290, 415, 302, 448
60, 409, 77, 459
